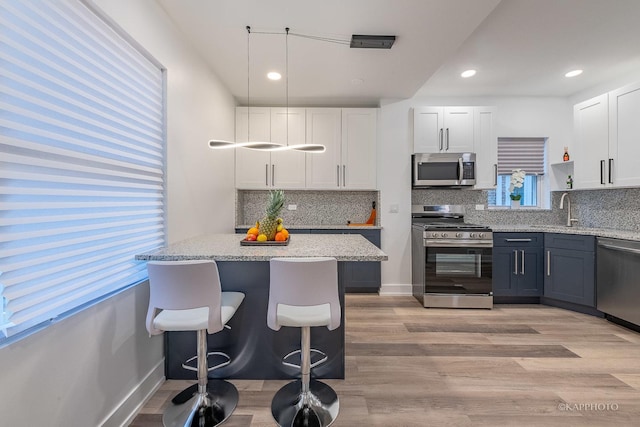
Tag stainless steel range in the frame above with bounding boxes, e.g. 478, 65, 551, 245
411, 205, 493, 309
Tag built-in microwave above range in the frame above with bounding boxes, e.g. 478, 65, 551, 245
412, 152, 476, 188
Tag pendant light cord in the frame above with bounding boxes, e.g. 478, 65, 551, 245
246, 26, 251, 141
285, 27, 289, 147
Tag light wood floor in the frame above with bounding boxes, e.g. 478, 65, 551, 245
131, 295, 640, 426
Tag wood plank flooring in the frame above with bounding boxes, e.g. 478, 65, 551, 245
130, 295, 640, 426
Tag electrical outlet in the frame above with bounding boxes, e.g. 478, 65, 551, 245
287, 204, 297, 211
389, 204, 399, 213
475, 204, 485, 211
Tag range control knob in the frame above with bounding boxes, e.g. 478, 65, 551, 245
431, 232, 438, 238
470, 233, 475, 238
441, 233, 448, 238
479, 233, 485, 238
456, 232, 462, 238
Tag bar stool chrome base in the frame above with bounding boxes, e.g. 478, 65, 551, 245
271, 379, 339, 427
163, 380, 238, 427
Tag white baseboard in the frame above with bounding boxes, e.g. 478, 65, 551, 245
100, 358, 165, 427
379, 283, 412, 296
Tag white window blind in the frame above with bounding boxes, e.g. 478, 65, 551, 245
0, 0, 165, 340
497, 137, 546, 175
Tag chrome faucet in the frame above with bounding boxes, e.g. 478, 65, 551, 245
559, 192, 578, 227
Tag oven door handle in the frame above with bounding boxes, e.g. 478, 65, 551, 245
425, 240, 492, 248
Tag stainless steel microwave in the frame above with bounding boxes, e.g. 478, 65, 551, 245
412, 152, 476, 187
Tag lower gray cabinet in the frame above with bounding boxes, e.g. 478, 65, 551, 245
493, 233, 544, 297
544, 233, 596, 307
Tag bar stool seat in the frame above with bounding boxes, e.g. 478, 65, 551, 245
268, 257, 341, 427
146, 260, 244, 427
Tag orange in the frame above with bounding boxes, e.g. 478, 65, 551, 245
274, 232, 286, 242
247, 227, 259, 235
280, 228, 289, 239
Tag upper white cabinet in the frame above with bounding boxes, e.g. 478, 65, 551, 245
609, 82, 640, 187
413, 106, 474, 153
306, 108, 377, 190
235, 107, 306, 189
473, 107, 497, 189
236, 107, 378, 190
573, 94, 609, 189
573, 81, 640, 190
341, 108, 377, 189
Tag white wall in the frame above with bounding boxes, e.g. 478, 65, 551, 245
0, 1, 237, 425
377, 96, 572, 291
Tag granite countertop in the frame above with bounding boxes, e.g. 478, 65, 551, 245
236, 224, 382, 230
135, 233, 388, 262
489, 224, 640, 242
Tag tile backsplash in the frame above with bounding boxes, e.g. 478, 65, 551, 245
237, 190, 380, 226
412, 187, 640, 231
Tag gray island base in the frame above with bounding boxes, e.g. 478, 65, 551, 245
136, 233, 387, 380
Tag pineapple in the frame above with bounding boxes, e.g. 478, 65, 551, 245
258, 190, 285, 240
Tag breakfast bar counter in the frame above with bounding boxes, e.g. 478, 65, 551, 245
136, 233, 387, 380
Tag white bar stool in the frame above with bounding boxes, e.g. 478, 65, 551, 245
146, 260, 245, 427
268, 257, 341, 427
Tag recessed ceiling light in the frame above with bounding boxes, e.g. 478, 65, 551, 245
267, 71, 282, 81
565, 69, 583, 78
461, 69, 476, 78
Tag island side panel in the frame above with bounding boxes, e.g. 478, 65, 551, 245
164, 260, 345, 380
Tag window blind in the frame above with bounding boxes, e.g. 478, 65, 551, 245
497, 137, 546, 175
0, 0, 165, 339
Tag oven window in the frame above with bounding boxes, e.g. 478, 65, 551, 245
436, 253, 482, 277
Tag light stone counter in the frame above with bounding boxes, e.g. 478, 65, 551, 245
135, 233, 388, 262
489, 225, 640, 242
236, 224, 382, 230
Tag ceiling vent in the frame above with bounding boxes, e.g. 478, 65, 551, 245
350, 35, 396, 49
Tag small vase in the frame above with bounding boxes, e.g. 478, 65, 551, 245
511, 199, 520, 209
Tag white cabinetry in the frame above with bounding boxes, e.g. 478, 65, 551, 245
609, 82, 640, 187
473, 107, 497, 189
306, 108, 377, 189
413, 106, 474, 153
573, 82, 640, 190
573, 94, 609, 189
235, 107, 306, 189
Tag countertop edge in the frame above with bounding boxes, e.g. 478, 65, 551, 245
489, 225, 640, 242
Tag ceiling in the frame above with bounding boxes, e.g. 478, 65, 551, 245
158, 0, 640, 107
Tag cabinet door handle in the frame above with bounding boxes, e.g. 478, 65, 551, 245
600, 160, 605, 185
446, 128, 450, 150
439, 128, 443, 151
521, 250, 525, 275
505, 238, 532, 242
608, 158, 613, 184
343, 165, 346, 187
494, 164, 498, 186
546, 250, 551, 276
336, 165, 340, 187
514, 250, 518, 275
272, 164, 275, 186
265, 164, 269, 186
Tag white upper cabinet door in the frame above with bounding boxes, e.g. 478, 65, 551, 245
305, 108, 342, 189
573, 94, 609, 189
413, 107, 444, 153
413, 107, 474, 153
341, 108, 377, 189
609, 82, 640, 187
442, 107, 475, 153
270, 108, 306, 188
473, 107, 497, 189
235, 107, 271, 189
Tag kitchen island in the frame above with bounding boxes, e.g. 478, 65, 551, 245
136, 233, 387, 380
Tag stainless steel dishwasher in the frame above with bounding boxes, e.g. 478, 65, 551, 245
597, 237, 640, 327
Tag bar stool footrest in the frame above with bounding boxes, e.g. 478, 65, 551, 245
282, 348, 328, 370
181, 351, 231, 372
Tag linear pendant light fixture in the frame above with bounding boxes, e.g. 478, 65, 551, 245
208, 26, 325, 153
